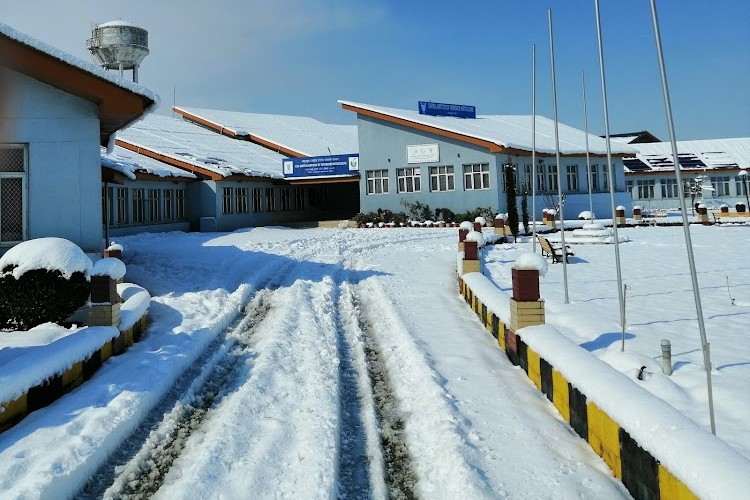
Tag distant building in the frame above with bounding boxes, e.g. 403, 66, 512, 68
0, 23, 155, 255
340, 100, 634, 219
606, 131, 661, 145
620, 137, 750, 210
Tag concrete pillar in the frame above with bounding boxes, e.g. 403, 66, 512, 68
615, 206, 626, 226
458, 228, 468, 251
494, 217, 506, 235
473, 221, 483, 232
462, 240, 480, 274
88, 274, 121, 327
509, 268, 545, 332
544, 209, 556, 227
696, 204, 709, 224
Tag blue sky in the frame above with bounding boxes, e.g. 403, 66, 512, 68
2, 0, 748, 140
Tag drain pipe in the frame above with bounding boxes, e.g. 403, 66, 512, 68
661, 339, 673, 376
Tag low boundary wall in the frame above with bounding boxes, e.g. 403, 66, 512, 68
458, 267, 750, 500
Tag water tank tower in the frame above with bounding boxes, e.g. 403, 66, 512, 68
87, 20, 149, 82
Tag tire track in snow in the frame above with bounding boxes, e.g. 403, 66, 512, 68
77, 263, 294, 499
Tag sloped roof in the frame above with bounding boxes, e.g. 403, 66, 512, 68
115, 114, 286, 181
173, 106, 358, 158
0, 23, 157, 146
625, 138, 750, 172
339, 100, 635, 157
102, 145, 198, 181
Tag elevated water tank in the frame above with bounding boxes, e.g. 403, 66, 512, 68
87, 20, 149, 82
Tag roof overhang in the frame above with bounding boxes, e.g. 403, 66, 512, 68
116, 138, 222, 180
173, 106, 307, 158
0, 33, 155, 146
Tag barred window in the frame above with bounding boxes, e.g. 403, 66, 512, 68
397, 167, 421, 193
147, 189, 160, 222
115, 188, 128, 224
176, 189, 185, 219
430, 165, 454, 192
236, 187, 249, 213
163, 189, 175, 221
132, 189, 145, 223
0, 145, 26, 244
464, 163, 490, 190
222, 187, 233, 214
293, 187, 305, 210
366, 170, 389, 195
280, 187, 291, 211
252, 188, 263, 212
265, 188, 275, 211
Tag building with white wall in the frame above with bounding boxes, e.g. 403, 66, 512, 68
0, 23, 155, 255
340, 100, 634, 220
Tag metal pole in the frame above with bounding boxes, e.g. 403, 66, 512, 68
648, 0, 716, 435
532, 44, 538, 252
104, 181, 110, 248
582, 70, 594, 220
621, 284, 630, 351
594, 0, 626, 348
548, 9, 569, 304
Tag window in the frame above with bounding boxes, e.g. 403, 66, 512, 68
521, 164, 532, 192
163, 189, 174, 221
736, 175, 749, 197
0, 145, 27, 244
236, 187, 249, 213
293, 188, 305, 210
176, 189, 186, 219
397, 167, 421, 193
626, 181, 634, 196
252, 188, 263, 212
546, 164, 558, 192
222, 187, 233, 214
636, 179, 655, 199
661, 178, 679, 199
115, 187, 128, 224
588, 164, 599, 191
265, 188, 275, 211
147, 189, 160, 222
280, 187, 291, 211
366, 169, 389, 195
710, 176, 730, 197
602, 164, 609, 190
430, 165, 454, 192
132, 189, 145, 223
536, 165, 546, 192
566, 165, 578, 192
464, 163, 490, 190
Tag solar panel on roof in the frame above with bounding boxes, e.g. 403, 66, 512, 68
623, 158, 652, 171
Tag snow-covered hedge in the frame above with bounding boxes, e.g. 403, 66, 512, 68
0, 238, 92, 331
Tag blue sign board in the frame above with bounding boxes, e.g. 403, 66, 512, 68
418, 101, 476, 119
282, 154, 359, 178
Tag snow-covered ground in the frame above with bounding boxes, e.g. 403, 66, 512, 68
0, 224, 747, 498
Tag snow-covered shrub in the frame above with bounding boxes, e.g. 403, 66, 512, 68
0, 238, 92, 331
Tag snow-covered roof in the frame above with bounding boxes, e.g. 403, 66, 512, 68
0, 22, 157, 104
174, 106, 359, 157
115, 114, 287, 180
101, 145, 198, 181
339, 100, 635, 156
624, 137, 750, 172
609, 135, 639, 144
97, 20, 141, 28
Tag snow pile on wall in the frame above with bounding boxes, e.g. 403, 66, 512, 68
0, 237, 92, 279
512, 253, 549, 276
91, 258, 126, 280
118, 283, 150, 331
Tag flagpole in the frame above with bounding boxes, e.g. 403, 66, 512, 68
532, 44, 538, 252
548, 9, 569, 304
648, 0, 716, 435
594, 0, 626, 348
582, 70, 594, 220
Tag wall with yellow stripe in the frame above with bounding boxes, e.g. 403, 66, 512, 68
459, 276, 700, 500
0, 313, 149, 433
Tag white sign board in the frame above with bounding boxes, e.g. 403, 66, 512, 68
407, 144, 439, 164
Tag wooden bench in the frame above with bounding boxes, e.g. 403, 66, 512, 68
536, 235, 574, 263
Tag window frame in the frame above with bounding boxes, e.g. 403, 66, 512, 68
429, 165, 455, 192
566, 165, 578, 192
366, 169, 389, 195
0, 144, 28, 245
397, 167, 421, 193
463, 163, 490, 191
